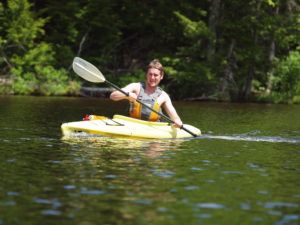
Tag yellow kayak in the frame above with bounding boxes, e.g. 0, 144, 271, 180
61, 114, 201, 139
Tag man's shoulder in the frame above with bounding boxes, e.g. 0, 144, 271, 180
159, 90, 171, 101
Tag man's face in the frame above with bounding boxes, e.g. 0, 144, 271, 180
146, 68, 163, 88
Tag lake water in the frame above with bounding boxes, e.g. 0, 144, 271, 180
0, 96, 299, 225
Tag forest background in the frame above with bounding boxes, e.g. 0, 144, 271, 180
0, 0, 300, 103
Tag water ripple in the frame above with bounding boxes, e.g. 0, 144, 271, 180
41, 209, 62, 216
80, 187, 105, 195
2, 201, 16, 206
184, 186, 199, 190
5, 159, 16, 163
151, 170, 176, 178
7, 191, 20, 196
196, 203, 226, 209
275, 214, 300, 225
33, 198, 62, 208
240, 203, 251, 210
105, 174, 117, 179
63, 185, 76, 190
133, 199, 153, 205
264, 202, 299, 209
191, 167, 204, 171
221, 171, 244, 175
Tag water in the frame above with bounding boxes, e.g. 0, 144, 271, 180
0, 96, 299, 225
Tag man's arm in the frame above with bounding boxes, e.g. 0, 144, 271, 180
110, 83, 139, 102
161, 93, 183, 128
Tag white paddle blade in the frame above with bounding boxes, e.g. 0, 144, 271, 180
72, 57, 106, 83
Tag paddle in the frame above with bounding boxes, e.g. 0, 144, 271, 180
72, 57, 198, 137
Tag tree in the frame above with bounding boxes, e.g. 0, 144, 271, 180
161, 9, 215, 99
1, 0, 299, 101
0, 0, 80, 95
272, 51, 300, 103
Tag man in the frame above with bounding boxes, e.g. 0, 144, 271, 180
110, 59, 183, 128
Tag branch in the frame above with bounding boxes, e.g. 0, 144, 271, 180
68, 29, 90, 71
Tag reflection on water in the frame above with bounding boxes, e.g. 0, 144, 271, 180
61, 135, 186, 158
0, 96, 300, 225
59, 135, 191, 223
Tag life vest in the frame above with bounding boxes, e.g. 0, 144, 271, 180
129, 82, 163, 121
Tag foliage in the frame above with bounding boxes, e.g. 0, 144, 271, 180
160, 11, 216, 99
0, 0, 80, 95
119, 69, 146, 87
273, 51, 300, 103
0, 0, 299, 102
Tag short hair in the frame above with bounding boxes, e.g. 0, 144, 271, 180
148, 59, 164, 76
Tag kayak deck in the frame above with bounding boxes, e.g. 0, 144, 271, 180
61, 114, 201, 139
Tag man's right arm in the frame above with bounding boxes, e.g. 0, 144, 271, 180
110, 83, 139, 102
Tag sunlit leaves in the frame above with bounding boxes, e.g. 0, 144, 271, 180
273, 51, 300, 102
174, 11, 210, 39
0, 0, 80, 95
5, 0, 47, 48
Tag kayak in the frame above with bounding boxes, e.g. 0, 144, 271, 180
61, 114, 201, 139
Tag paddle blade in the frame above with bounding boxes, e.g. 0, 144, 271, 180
72, 57, 106, 83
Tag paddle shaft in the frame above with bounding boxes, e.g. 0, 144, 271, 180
105, 80, 198, 137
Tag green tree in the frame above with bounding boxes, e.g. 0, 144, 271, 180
162, 10, 215, 99
272, 51, 300, 103
1, 0, 299, 101
166, 0, 300, 101
0, 0, 80, 95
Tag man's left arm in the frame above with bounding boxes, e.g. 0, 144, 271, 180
162, 93, 183, 128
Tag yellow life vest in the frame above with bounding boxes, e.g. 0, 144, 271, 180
129, 82, 163, 121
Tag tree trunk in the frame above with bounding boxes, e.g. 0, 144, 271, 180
220, 39, 236, 100
265, 40, 276, 94
242, 1, 262, 100
243, 66, 254, 99
207, 0, 220, 60
265, 5, 279, 95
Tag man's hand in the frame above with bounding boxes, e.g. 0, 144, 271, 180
172, 118, 183, 128
127, 92, 138, 102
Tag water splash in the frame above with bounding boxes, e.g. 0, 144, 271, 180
202, 134, 300, 143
